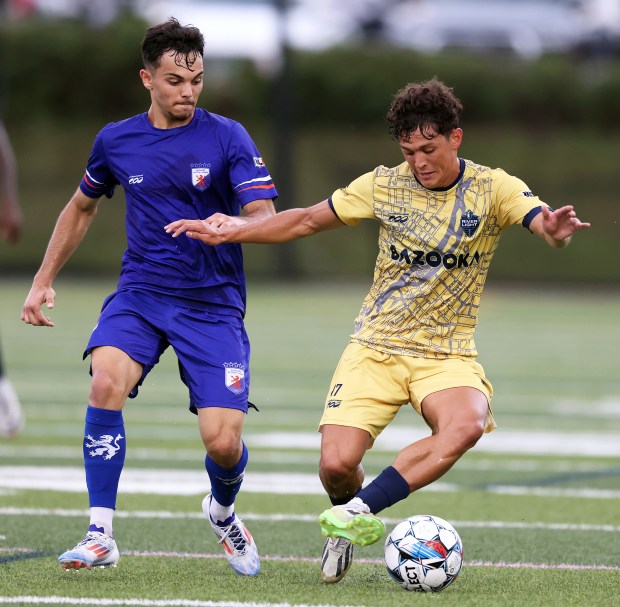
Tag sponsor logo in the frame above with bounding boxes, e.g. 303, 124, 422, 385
128, 175, 143, 185
388, 214, 409, 223
522, 190, 534, 197
84, 433, 124, 460
390, 245, 481, 269
460, 209, 480, 237
224, 362, 245, 395
327, 400, 342, 408
191, 163, 211, 191
253, 157, 265, 167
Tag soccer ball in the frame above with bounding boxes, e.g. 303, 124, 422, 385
384, 514, 463, 592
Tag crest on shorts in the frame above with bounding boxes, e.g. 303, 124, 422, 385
191, 163, 211, 191
224, 362, 245, 394
460, 209, 480, 237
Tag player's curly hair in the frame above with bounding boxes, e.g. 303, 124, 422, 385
141, 17, 204, 71
387, 79, 463, 141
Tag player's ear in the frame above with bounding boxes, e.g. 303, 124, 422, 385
450, 128, 463, 148
140, 68, 153, 91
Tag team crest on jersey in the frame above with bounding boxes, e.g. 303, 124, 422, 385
191, 163, 211, 191
460, 209, 480, 237
224, 362, 245, 394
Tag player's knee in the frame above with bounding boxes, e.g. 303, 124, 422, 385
89, 370, 129, 406
450, 419, 485, 455
204, 431, 242, 465
319, 456, 357, 484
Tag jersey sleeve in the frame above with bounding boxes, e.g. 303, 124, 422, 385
493, 169, 545, 230
79, 129, 119, 199
329, 171, 376, 226
228, 123, 278, 206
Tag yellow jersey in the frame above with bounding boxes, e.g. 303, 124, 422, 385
330, 158, 544, 359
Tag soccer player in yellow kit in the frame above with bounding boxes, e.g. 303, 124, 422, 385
166, 79, 590, 583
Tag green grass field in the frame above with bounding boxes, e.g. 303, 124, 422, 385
1, 278, 619, 607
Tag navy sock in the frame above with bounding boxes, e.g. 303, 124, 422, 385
356, 466, 410, 515
83, 406, 125, 509
205, 441, 248, 507
330, 485, 362, 506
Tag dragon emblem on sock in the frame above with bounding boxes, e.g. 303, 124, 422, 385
85, 434, 124, 460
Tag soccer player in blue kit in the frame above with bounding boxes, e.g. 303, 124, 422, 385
21, 18, 276, 576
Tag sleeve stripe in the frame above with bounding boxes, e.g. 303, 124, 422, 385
234, 175, 274, 189
237, 184, 277, 193
522, 205, 544, 231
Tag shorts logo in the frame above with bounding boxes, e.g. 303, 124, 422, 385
327, 400, 342, 408
128, 175, 143, 185
460, 209, 480, 237
224, 362, 245, 395
253, 157, 265, 167
191, 163, 211, 191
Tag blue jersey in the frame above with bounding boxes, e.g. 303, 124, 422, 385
79, 108, 277, 316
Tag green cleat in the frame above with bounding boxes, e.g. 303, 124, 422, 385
318, 505, 386, 547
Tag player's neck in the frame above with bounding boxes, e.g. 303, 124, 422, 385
147, 106, 195, 130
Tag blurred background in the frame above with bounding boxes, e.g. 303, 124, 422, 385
1, 0, 618, 283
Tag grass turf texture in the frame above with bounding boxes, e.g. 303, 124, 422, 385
1, 279, 619, 606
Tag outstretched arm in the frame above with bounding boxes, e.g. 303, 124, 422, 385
21, 188, 101, 327
165, 199, 345, 245
529, 205, 590, 248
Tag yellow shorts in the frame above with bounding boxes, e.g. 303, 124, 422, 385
319, 341, 495, 443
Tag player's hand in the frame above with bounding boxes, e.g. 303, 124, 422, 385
541, 205, 590, 242
165, 214, 239, 245
21, 285, 56, 327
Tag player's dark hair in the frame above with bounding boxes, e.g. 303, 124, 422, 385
141, 17, 204, 71
387, 79, 463, 141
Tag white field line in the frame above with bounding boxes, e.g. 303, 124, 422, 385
0, 598, 363, 607
2, 507, 620, 533
1, 445, 617, 475
2, 466, 620, 499
2, 548, 619, 574
3, 427, 620, 457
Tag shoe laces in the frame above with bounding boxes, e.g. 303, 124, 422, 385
217, 520, 248, 554
80, 531, 102, 544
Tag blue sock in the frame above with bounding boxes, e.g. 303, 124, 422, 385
83, 406, 125, 509
205, 441, 248, 507
356, 466, 410, 515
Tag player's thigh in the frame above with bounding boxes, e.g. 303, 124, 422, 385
320, 424, 371, 471
319, 342, 410, 444
89, 346, 144, 407
197, 406, 245, 462
170, 308, 250, 413
410, 357, 495, 433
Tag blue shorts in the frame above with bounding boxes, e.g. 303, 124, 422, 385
84, 289, 251, 413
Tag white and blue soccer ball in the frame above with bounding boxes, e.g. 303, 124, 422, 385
384, 514, 463, 592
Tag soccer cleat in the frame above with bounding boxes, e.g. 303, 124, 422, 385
0, 377, 24, 438
58, 531, 119, 570
318, 504, 386, 547
203, 495, 260, 576
321, 537, 354, 583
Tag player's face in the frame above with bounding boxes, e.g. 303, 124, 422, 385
399, 128, 462, 189
140, 51, 204, 128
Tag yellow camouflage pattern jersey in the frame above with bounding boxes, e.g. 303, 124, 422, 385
330, 158, 544, 359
